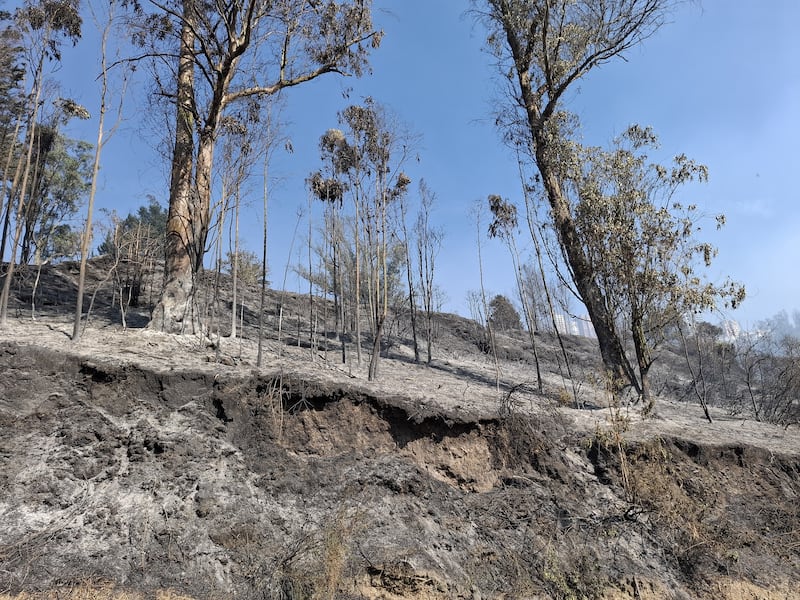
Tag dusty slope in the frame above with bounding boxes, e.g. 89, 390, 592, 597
0, 317, 798, 600
0, 262, 798, 599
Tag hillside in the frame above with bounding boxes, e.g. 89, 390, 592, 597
0, 261, 798, 600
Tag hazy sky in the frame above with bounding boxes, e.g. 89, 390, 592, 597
43, 0, 800, 328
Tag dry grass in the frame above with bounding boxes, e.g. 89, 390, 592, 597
0, 583, 196, 600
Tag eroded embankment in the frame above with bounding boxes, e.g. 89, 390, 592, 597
0, 340, 798, 600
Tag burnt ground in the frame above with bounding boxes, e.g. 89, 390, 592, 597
0, 260, 798, 599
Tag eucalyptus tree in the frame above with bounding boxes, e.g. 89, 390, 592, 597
572, 126, 744, 410
0, 9, 24, 149
0, 0, 81, 327
212, 104, 263, 341
339, 100, 411, 380
128, 0, 381, 334
21, 129, 92, 265
487, 194, 542, 392
414, 180, 442, 365
312, 99, 411, 380
0, 13, 25, 264
475, 0, 676, 393
309, 128, 349, 363
73, 0, 133, 342
397, 177, 419, 363
14, 95, 91, 266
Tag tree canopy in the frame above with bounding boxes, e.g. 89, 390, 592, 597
489, 294, 522, 332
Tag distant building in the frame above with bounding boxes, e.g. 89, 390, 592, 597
551, 312, 596, 338
577, 315, 596, 339
569, 320, 580, 336
553, 313, 567, 335
721, 320, 742, 342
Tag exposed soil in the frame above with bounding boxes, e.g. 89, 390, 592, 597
0, 261, 798, 599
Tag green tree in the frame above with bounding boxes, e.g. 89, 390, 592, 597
573, 126, 744, 410
131, 0, 382, 334
98, 196, 167, 257
43, 223, 80, 259
0, 11, 26, 263
21, 129, 92, 264
0, 0, 82, 326
476, 0, 686, 395
488, 294, 522, 332
0, 9, 24, 145
98, 197, 167, 309
223, 249, 262, 286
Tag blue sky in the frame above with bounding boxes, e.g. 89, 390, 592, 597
39, 0, 800, 328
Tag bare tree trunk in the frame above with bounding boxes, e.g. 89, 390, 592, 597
511, 239, 542, 393
534, 221, 579, 400
0, 113, 24, 268
353, 189, 363, 366
367, 314, 385, 380
331, 214, 347, 364
476, 211, 500, 392
631, 309, 654, 413
399, 195, 419, 363
0, 51, 46, 327
307, 190, 315, 359
31, 256, 48, 321
230, 187, 240, 339
417, 238, 434, 364
277, 210, 302, 355
211, 179, 226, 352
257, 149, 269, 367
678, 319, 714, 424
149, 4, 198, 333
74, 0, 123, 341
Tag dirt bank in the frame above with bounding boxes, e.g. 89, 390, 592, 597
1, 334, 798, 599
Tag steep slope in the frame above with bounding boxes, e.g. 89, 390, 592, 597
1, 324, 798, 599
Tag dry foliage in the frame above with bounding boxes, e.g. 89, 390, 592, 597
0, 583, 195, 600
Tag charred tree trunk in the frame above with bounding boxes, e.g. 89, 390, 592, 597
516, 73, 639, 395
631, 309, 654, 411
535, 147, 638, 394
0, 51, 46, 326
488, 0, 671, 397
149, 5, 198, 333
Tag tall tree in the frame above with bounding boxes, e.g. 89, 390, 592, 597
20, 126, 92, 265
73, 0, 131, 341
0, 0, 81, 327
397, 178, 419, 363
132, 0, 381, 333
309, 128, 349, 363
476, 0, 674, 393
210, 106, 261, 342
572, 126, 744, 411
311, 99, 412, 380
339, 100, 411, 380
0, 11, 25, 265
487, 194, 542, 391
414, 180, 442, 365
0, 9, 24, 149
